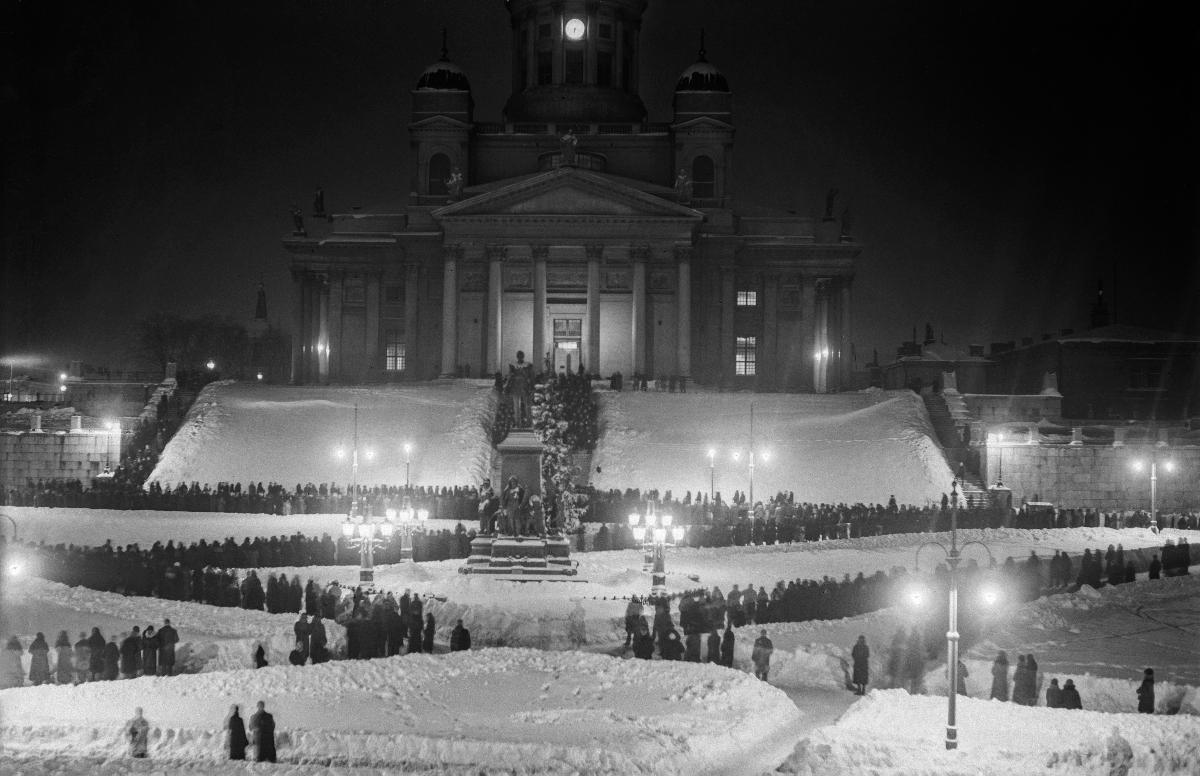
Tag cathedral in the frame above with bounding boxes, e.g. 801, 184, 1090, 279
285, 0, 859, 391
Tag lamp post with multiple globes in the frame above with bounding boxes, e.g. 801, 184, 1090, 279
908, 481, 998, 751
1131, 452, 1175, 533
627, 501, 685, 599
340, 513, 394, 587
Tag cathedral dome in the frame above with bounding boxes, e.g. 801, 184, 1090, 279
416, 57, 470, 91
676, 59, 728, 92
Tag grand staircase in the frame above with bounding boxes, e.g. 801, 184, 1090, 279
922, 391, 991, 506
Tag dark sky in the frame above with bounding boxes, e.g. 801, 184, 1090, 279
4, 0, 1196, 371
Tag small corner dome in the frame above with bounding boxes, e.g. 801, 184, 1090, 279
416, 58, 470, 91
676, 59, 729, 92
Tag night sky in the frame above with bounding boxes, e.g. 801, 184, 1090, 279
4, 0, 1196, 371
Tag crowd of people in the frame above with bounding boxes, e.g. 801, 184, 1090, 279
1, 619, 179, 688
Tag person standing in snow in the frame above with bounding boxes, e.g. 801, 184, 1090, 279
253, 643, 268, 668
1136, 668, 1155, 713
851, 635, 869, 695
632, 620, 655, 660
990, 651, 1009, 701
903, 627, 924, 694
309, 615, 328, 663
54, 631, 73, 684
706, 630, 721, 663
751, 629, 774, 681
450, 619, 471, 651
1045, 678, 1062, 708
73, 632, 91, 684
1060, 678, 1082, 709
423, 613, 436, 653
27, 632, 51, 685
624, 596, 643, 649
127, 707, 150, 758
141, 625, 158, 677
1011, 654, 1029, 704
87, 627, 106, 680
226, 704, 249, 760
1, 636, 23, 688
103, 636, 120, 680
119, 628, 142, 679
720, 626, 735, 668
885, 628, 905, 689
956, 660, 969, 696
293, 613, 310, 660
157, 618, 179, 676
250, 700, 277, 762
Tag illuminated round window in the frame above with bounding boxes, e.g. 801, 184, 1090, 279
565, 18, 585, 41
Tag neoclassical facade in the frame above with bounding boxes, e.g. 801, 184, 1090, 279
287, 0, 859, 391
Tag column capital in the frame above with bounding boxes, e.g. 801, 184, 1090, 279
673, 243, 694, 262
485, 244, 508, 262
531, 244, 550, 262
584, 243, 605, 261
631, 244, 651, 262
442, 244, 464, 262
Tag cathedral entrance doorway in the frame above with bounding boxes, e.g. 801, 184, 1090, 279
552, 317, 582, 376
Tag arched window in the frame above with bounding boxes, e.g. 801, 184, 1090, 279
428, 153, 451, 196
692, 155, 715, 199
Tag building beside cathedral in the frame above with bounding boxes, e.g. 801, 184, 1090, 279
285, 0, 859, 391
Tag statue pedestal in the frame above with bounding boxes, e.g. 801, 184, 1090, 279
496, 429, 542, 497
459, 535, 578, 578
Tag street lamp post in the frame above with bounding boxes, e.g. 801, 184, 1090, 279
404, 442, 413, 490
995, 431, 1004, 487
1132, 452, 1174, 532
340, 513, 394, 587
628, 501, 685, 598
707, 448, 716, 502
912, 481, 996, 751
389, 499, 430, 560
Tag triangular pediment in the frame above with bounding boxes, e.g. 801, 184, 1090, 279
670, 115, 735, 132
432, 168, 703, 221
408, 115, 471, 131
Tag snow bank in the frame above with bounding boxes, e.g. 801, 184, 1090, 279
591, 388, 952, 505
781, 689, 1200, 775
148, 381, 495, 488
1, 649, 802, 776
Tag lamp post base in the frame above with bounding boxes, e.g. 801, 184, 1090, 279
945, 726, 957, 750
359, 568, 374, 585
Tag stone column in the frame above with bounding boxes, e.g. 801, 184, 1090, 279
762, 273, 778, 389
405, 263, 420, 378
532, 245, 548, 373
586, 243, 603, 374
840, 281, 853, 390
290, 274, 304, 383
800, 275, 816, 392
317, 278, 330, 382
675, 244, 692, 379
365, 273, 381, 379
328, 272, 343, 381
631, 245, 649, 374
440, 246, 460, 377
487, 244, 506, 374
720, 267, 735, 385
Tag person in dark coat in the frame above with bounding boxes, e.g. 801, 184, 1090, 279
288, 640, 307, 666
720, 626, 735, 668
384, 607, 405, 656
956, 660, 968, 696
141, 626, 158, 677
1148, 554, 1162, 580
1060, 678, 1082, 709
157, 618, 179, 676
631, 620, 654, 660
293, 614, 310, 659
54, 631, 73, 684
87, 627, 106, 680
661, 628, 684, 661
226, 704, 249, 760
1136, 668, 1155, 713
28, 632, 52, 685
253, 644, 268, 668
990, 651, 1009, 701
902, 627, 924, 694
1045, 678, 1062, 708
706, 630, 720, 663
309, 615, 328, 663
422, 613, 436, 652
751, 629, 773, 680
449, 619, 471, 651
73, 632, 91, 684
119, 628, 142, 679
103, 637, 120, 680
851, 635, 869, 695
1011, 654, 1029, 705
127, 707, 150, 758
249, 700, 276, 762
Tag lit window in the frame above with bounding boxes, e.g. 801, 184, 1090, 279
385, 331, 406, 372
737, 290, 757, 307
736, 336, 757, 376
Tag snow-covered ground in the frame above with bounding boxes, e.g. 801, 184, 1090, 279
592, 388, 952, 505
0, 648, 801, 776
781, 689, 1200, 775
148, 380, 495, 489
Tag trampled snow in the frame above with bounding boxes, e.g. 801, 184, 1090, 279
591, 387, 952, 505
1, 648, 802, 775
148, 381, 496, 489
